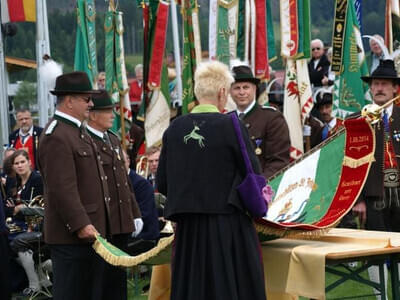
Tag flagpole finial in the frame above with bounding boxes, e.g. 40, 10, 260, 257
109, 0, 116, 11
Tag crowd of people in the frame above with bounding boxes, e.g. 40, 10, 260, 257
0, 32, 397, 299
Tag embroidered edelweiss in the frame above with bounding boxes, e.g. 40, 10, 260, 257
184, 125, 205, 148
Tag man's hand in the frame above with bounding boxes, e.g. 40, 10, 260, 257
352, 201, 367, 227
77, 224, 98, 240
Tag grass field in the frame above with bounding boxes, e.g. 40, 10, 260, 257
128, 264, 393, 300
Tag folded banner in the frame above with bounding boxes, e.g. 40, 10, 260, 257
93, 234, 174, 267
255, 117, 375, 237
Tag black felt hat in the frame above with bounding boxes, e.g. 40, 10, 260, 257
91, 90, 115, 110
316, 92, 333, 108
361, 60, 400, 84
50, 71, 101, 95
232, 65, 260, 85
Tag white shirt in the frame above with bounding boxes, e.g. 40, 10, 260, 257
381, 103, 393, 118
313, 59, 320, 69
327, 117, 337, 130
236, 100, 256, 116
55, 110, 82, 128
86, 125, 104, 139
18, 126, 33, 138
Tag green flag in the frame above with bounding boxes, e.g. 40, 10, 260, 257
74, 0, 98, 86
181, 0, 201, 114
266, 0, 276, 61
332, 0, 370, 119
104, 9, 132, 146
138, 0, 171, 147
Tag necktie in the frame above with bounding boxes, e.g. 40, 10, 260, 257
321, 124, 329, 141
383, 109, 389, 132
103, 133, 111, 146
20, 133, 29, 144
238, 112, 245, 120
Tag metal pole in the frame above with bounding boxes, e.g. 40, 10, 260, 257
36, 0, 52, 127
170, 0, 182, 106
0, 23, 10, 153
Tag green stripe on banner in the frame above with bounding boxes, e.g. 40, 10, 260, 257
299, 132, 345, 224
266, 0, 276, 60
297, 0, 304, 56
267, 132, 345, 224
236, 0, 246, 61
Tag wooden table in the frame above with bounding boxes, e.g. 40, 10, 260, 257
262, 228, 400, 299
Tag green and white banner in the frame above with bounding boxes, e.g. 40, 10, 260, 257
332, 0, 370, 119
256, 118, 375, 235
104, 9, 132, 145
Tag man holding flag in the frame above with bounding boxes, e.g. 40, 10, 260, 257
353, 59, 400, 297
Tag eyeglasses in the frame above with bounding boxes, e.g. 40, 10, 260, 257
312, 47, 321, 51
73, 95, 92, 103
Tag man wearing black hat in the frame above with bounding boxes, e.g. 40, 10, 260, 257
352, 60, 400, 296
86, 90, 142, 300
37, 72, 109, 300
316, 89, 343, 140
230, 64, 290, 179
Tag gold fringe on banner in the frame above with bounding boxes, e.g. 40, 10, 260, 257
254, 222, 333, 240
93, 234, 174, 267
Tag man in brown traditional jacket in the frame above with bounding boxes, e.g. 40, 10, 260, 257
38, 72, 124, 300
230, 64, 291, 179
87, 90, 142, 300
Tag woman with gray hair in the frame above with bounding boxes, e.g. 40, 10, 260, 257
156, 61, 266, 300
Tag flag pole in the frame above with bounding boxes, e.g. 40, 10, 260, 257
36, 0, 51, 127
0, 22, 10, 152
170, 0, 182, 106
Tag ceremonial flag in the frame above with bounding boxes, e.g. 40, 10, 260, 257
1, 0, 36, 23
283, 59, 313, 160
235, 0, 272, 80
332, 0, 369, 119
280, 0, 310, 59
181, 0, 201, 114
211, 0, 238, 65
281, 0, 312, 160
256, 117, 375, 235
74, 0, 98, 87
385, 0, 400, 54
138, 0, 170, 148
104, 7, 132, 147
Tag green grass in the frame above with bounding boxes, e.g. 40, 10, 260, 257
300, 263, 393, 300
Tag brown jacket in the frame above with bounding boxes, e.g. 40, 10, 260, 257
89, 130, 141, 235
38, 115, 110, 244
242, 104, 290, 179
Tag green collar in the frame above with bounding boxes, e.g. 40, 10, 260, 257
191, 104, 219, 114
